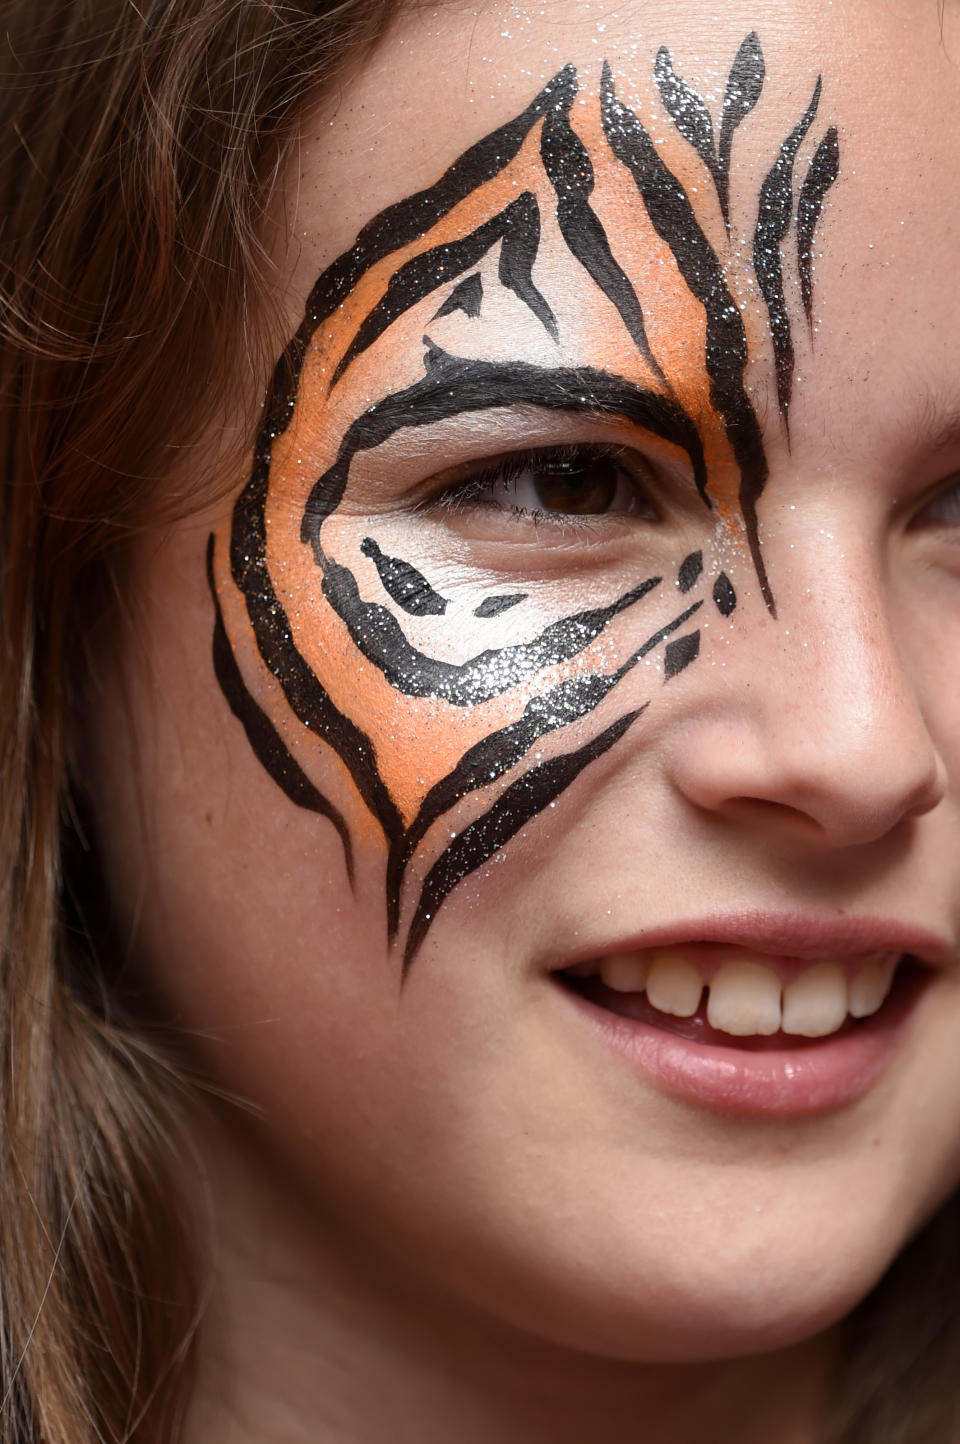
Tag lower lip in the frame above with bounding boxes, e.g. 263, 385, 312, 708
554, 964, 929, 1116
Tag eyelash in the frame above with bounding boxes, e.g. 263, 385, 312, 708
417, 443, 660, 526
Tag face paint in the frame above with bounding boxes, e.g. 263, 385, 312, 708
752, 75, 825, 423
473, 593, 527, 619
209, 34, 840, 971
359, 537, 450, 617
796, 127, 841, 326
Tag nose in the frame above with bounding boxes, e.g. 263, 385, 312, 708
663, 561, 946, 848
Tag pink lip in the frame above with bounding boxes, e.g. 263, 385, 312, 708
556, 967, 930, 1115
559, 908, 953, 969
550, 911, 951, 1117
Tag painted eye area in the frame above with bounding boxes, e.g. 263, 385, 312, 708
428, 444, 659, 524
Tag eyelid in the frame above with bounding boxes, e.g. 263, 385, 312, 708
414, 442, 659, 516
334, 408, 702, 527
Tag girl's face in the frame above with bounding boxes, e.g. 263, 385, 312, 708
92, 0, 960, 1362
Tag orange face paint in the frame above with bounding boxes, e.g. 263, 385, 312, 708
210, 42, 839, 968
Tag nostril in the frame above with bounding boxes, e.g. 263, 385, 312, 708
715, 796, 825, 832
902, 752, 948, 821
666, 718, 945, 850
717, 786, 939, 849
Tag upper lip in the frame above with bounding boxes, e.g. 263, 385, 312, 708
555, 909, 954, 971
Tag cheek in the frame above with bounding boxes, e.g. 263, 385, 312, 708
213, 472, 742, 975
894, 570, 960, 797
86, 519, 960, 1368
88, 541, 366, 1011
87, 547, 538, 1212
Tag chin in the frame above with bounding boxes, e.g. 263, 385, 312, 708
460, 1222, 887, 1364
401, 1153, 912, 1366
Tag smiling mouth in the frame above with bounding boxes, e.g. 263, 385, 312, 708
555, 950, 923, 1052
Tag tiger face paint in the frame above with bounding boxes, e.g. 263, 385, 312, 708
209, 34, 839, 970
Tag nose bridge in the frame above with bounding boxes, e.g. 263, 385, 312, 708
662, 538, 945, 843
782, 560, 899, 754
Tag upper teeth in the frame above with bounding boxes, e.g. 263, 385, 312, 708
584, 952, 898, 1038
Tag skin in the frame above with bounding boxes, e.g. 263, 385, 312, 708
86, 0, 960, 1439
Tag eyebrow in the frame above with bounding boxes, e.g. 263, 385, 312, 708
300, 349, 709, 542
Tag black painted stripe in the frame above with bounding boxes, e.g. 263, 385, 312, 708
207, 535, 355, 883
717, 33, 765, 229
433, 272, 483, 321
230, 419, 406, 853
753, 77, 822, 423
712, 571, 736, 616
797, 127, 840, 327
474, 593, 525, 618
497, 192, 558, 340
677, 550, 703, 592
361, 537, 448, 617
402, 708, 642, 972
654, 46, 718, 192
541, 88, 663, 381
664, 629, 700, 679
600, 64, 775, 616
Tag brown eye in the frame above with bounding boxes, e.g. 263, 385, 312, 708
481, 446, 656, 520
525, 454, 620, 513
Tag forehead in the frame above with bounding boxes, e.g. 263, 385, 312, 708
283, 0, 960, 464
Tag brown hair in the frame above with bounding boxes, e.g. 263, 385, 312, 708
0, 2, 396, 1438
0, 2, 957, 1441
